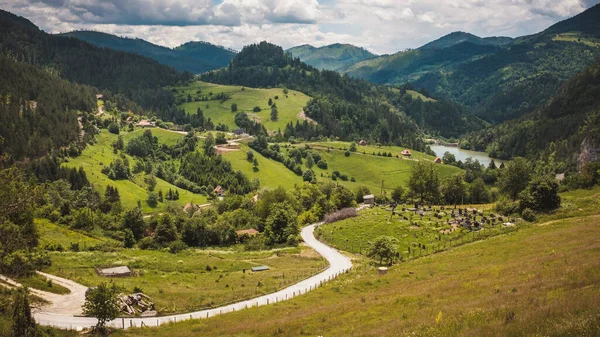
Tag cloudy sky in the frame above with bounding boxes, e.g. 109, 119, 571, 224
1, 0, 599, 54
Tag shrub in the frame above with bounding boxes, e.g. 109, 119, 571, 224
168, 240, 188, 254
495, 197, 519, 216
344, 150, 351, 157
252, 106, 261, 112
108, 123, 119, 135
137, 237, 158, 250
316, 160, 328, 169
521, 208, 536, 222
323, 208, 358, 224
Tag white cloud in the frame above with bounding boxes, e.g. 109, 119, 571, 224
0, 0, 597, 55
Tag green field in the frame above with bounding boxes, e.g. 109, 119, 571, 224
116, 190, 600, 337
65, 129, 208, 213
222, 140, 460, 194
175, 81, 311, 132
45, 244, 325, 315
36, 218, 119, 249
315, 206, 519, 258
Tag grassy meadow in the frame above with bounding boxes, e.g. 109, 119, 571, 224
45, 244, 325, 314
315, 206, 519, 259
115, 189, 600, 336
65, 128, 208, 213
175, 81, 311, 132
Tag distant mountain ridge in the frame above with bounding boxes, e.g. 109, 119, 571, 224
344, 4, 600, 124
286, 43, 376, 71
419, 31, 513, 50
59, 31, 236, 74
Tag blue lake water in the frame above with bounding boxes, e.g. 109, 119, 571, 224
430, 145, 506, 168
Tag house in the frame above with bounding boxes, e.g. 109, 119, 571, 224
96, 266, 132, 277
235, 229, 259, 236
359, 139, 367, 146
213, 185, 225, 197
363, 194, 375, 205
233, 128, 246, 135
136, 119, 155, 128
96, 94, 103, 100
401, 149, 412, 157
434, 157, 442, 164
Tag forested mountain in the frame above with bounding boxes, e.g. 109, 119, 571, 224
344, 4, 600, 124
0, 10, 192, 117
60, 31, 236, 74
174, 41, 237, 71
0, 55, 96, 161
343, 42, 501, 85
460, 58, 600, 166
419, 32, 513, 50
202, 41, 482, 144
286, 43, 376, 71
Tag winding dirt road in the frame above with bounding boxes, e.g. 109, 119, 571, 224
31, 223, 352, 331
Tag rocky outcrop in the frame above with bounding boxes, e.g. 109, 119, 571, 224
578, 138, 600, 172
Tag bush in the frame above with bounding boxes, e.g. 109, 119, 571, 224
108, 123, 120, 135
495, 197, 519, 216
168, 240, 188, 254
521, 208, 536, 222
252, 106, 261, 112
323, 208, 358, 223
317, 159, 328, 169
344, 150, 351, 157
137, 237, 158, 250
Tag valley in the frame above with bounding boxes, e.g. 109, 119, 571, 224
0, 3, 599, 337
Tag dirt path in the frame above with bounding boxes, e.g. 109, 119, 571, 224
0, 271, 88, 315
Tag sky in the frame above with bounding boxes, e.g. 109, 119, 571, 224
1, 0, 599, 54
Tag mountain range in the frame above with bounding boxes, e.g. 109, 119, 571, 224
286, 43, 376, 71
58, 31, 236, 74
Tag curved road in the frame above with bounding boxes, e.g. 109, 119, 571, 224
33, 224, 352, 330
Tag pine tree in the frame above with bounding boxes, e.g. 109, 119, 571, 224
12, 288, 37, 337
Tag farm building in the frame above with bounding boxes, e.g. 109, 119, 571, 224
233, 128, 246, 135
213, 185, 225, 197
434, 157, 442, 163
96, 266, 132, 277
136, 120, 155, 128
401, 149, 412, 157
363, 194, 375, 205
359, 139, 367, 146
96, 94, 103, 100
236, 229, 259, 236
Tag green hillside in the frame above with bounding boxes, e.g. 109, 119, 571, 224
175, 81, 311, 132
287, 43, 376, 71
460, 57, 600, 163
64, 129, 208, 213
59, 31, 235, 74
201, 41, 480, 142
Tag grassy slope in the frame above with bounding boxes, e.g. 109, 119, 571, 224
316, 206, 517, 256
222, 144, 302, 191
176, 81, 311, 132
65, 129, 207, 213
36, 218, 118, 248
303, 142, 462, 193
116, 190, 600, 336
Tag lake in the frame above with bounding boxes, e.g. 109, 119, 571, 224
430, 145, 506, 168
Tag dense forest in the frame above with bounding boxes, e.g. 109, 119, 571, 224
0, 56, 96, 161
201, 42, 481, 145
0, 10, 192, 116
460, 58, 600, 167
